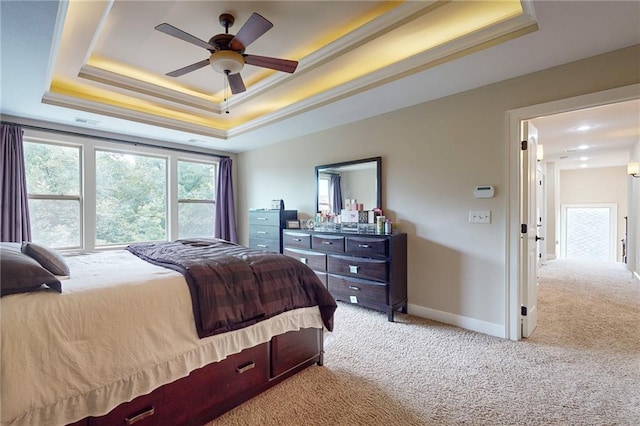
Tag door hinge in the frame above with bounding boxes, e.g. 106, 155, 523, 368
521, 224, 527, 233
521, 140, 528, 150
521, 306, 527, 316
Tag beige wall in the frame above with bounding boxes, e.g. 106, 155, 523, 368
236, 44, 640, 335
559, 166, 628, 262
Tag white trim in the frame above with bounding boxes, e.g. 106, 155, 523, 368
408, 303, 505, 339
506, 83, 640, 341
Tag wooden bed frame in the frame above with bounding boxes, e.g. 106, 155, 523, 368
67, 327, 323, 426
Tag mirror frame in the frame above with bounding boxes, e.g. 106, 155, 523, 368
315, 156, 382, 214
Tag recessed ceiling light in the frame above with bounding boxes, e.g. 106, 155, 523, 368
580, 156, 589, 161
578, 145, 589, 150
580, 164, 588, 168
576, 125, 592, 131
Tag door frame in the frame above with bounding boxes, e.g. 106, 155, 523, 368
505, 83, 639, 341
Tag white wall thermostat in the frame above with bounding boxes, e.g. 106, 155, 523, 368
474, 186, 494, 198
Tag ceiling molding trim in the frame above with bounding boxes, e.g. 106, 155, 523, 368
78, 65, 222, 114
227, 10, 539, 138
41, 91, 229, 140
226, 1, 444, 109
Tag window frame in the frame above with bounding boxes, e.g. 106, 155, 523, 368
23, 129, 221, 251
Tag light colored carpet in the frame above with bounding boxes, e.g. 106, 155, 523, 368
210, 259, 640, 425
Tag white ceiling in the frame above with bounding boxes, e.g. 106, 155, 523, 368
1, 0, 639, 164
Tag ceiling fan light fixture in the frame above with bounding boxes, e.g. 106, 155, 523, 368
209, 51, 244, 75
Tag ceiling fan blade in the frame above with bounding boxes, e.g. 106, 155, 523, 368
229, 13, 273, 51
227, 73, 246, 94
166, 59, 210, 77
155, 23, 216, 51
244, 55, 298, 73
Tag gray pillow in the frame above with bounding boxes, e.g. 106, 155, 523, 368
1, 243, 62, 296
21, 242, 70, 276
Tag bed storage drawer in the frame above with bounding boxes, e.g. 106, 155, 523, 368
327, 254, 388, 282
271, 327, 321, 378
283, 247, 327, 271
89, 343, 270, 426
328, 274, 388, 306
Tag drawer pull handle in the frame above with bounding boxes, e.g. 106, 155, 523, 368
348, 285, 361, 291
257, 231, 268, 234
299, 257, 308, 264
257, 217, 268, 221
236, 361, 256, 374
294, 238, 302, 242
322, 241, 333, 245
349, 265, 359, 274
257, 244, 267, 248
358, 244, 370, 248
125, 406, 155, 425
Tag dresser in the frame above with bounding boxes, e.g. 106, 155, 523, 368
248, 209, 297, 253
283, 229, 407, 321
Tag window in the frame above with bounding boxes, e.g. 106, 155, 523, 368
318, 175, 330, 213
23, 141, 82, 249
95, 150, 167, 246
177, 160, 216, 239
23, 130, 220, 250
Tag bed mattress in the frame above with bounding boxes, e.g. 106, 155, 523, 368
0, 250, 325, 426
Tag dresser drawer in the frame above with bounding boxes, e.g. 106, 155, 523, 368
249, 210, 281, 225
312, 234, 345, 253
249, 238, 280, 253
328, 274, 388, 306
283, 248, 326, 271
283, 231, 312, 249
249, 224, 280, 240
328, 254, 388, 282
346, 236, 388, 257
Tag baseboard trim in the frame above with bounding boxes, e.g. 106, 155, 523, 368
407, 304, 505, 338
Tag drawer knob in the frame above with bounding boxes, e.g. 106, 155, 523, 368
349, 265, 359, 274
358, 244, 370, 248
294, 238, 302, 242
322, 241, 333, 245
125, 406, 155, 425
257, 244, 267, 248
236, 361, 256, 374
257, 217, 268, 221
348, 285, 361, 291
257, 231, 268, 234
299, 257, 308, 264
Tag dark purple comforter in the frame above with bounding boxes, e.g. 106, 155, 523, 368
127, 239, 336, 338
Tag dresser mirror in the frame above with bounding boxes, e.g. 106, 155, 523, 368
315, 157, 381, 214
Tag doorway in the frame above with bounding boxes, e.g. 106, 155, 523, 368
506, 84, 639, 341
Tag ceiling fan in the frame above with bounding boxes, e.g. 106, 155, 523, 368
155, 13, 298, 95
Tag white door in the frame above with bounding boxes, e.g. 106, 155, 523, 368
520, 121, 538, 338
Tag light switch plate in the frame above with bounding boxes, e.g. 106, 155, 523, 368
469, 210, 491, 224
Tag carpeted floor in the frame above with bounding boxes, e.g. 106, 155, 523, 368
210, 259, 640, 425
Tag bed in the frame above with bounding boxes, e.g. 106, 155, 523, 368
0, 239, 337, 426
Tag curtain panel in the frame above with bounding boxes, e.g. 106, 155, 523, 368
0, 124, 31, 242
214, 157, 238, 243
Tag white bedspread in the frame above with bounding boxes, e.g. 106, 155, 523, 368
0, 250, 324, 426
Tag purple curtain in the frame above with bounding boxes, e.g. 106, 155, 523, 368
214, 157, 237, 243
1, 124, 31, 242
330, 174, 343, 215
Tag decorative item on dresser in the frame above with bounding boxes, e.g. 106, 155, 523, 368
249, 209, 297, 253
283, 229, 407, 321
